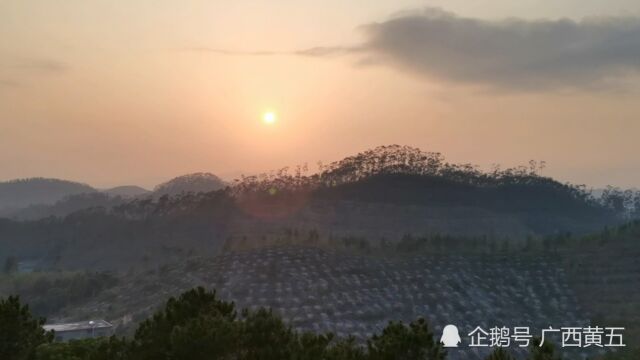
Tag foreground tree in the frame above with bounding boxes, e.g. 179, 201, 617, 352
35, 337, 129, 360
367, 318, 446, 360
130, 286, 237, 359
598, 348, 640, 360
485, 347, 516, 360
237, 308, 298, 359
326, 336, 367, 360
0, 296, 52, 360
528, 337, 560, 360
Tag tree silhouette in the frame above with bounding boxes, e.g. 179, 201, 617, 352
0, 295, 53, 360
131, 287, 237, 359
485, 348, 516, 360
367, 318, 446, 360
527, 337, 560, 360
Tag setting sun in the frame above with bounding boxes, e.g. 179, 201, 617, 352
263, 111, 277, 124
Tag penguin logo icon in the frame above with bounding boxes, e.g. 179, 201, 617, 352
440, 325, 462, 347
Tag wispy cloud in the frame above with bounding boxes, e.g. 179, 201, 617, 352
186, 46, 357, 57
0, 56, 68, 91
294, 46, 360, 57
12, 58, 69, 74
187, 47, 285, 56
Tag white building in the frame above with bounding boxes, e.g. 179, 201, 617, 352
44, 320, 114, 342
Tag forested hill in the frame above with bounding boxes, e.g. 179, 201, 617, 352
153, 172, 227, 197
0, 145, 631, 270
229, 145, 622, 232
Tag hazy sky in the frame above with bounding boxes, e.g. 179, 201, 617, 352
2, 1, 640, 189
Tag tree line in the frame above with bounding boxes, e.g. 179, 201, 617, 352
5, 286, 637, 360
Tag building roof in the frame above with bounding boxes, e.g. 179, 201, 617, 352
43, 320, 113, 332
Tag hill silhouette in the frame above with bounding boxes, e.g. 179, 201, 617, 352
0, 173, 229, 220
5, 193, 128, 221
153, 173, 227, 197
229, 145, 617, 235
103, 185, 150, 197
0, 178, 96, 213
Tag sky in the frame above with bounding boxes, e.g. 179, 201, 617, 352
1, 0, 640, 189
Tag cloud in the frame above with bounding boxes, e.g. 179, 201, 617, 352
187, 47, 284, 56
354, 8, 640, 90
0, 57, 68, 91
12, 58, 68, 73
294, 46, 359, 57
186, 46, 357, 57
0, 79, 19, 89
187, 8, 640, 91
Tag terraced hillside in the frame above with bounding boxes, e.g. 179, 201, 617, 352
562, 221, 640, 353
52, 247, 601, 359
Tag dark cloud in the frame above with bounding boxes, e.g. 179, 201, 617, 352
355, 8, 640, 90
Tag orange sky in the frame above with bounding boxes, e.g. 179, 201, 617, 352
1, 1, 640, 189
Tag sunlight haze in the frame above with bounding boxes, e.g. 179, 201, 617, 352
2, 0, 640, 189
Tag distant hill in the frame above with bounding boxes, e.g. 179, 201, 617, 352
103, 186, 150, 198
0, 184, 147, 221
153, 173, 227, 197
0, 178, 96, 211
6, 192, 127, 221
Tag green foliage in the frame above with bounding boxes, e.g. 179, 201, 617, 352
326, 336, 367, 360
367, 318, 446, 360
168, 309, 239, 359
131, 286, 237, 359
292, 332, 335, 360
35, 337, 128, 360
527, 337, 560, 360
485, 347, 516, 360
597, 347, 640, 360
0, 295, 52, 360
237, 307, 297, 359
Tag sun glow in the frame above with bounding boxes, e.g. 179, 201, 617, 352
263, 111, 277, 124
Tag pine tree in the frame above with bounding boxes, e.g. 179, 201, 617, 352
485, 347, 516, 360
0, 296, 53, 360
